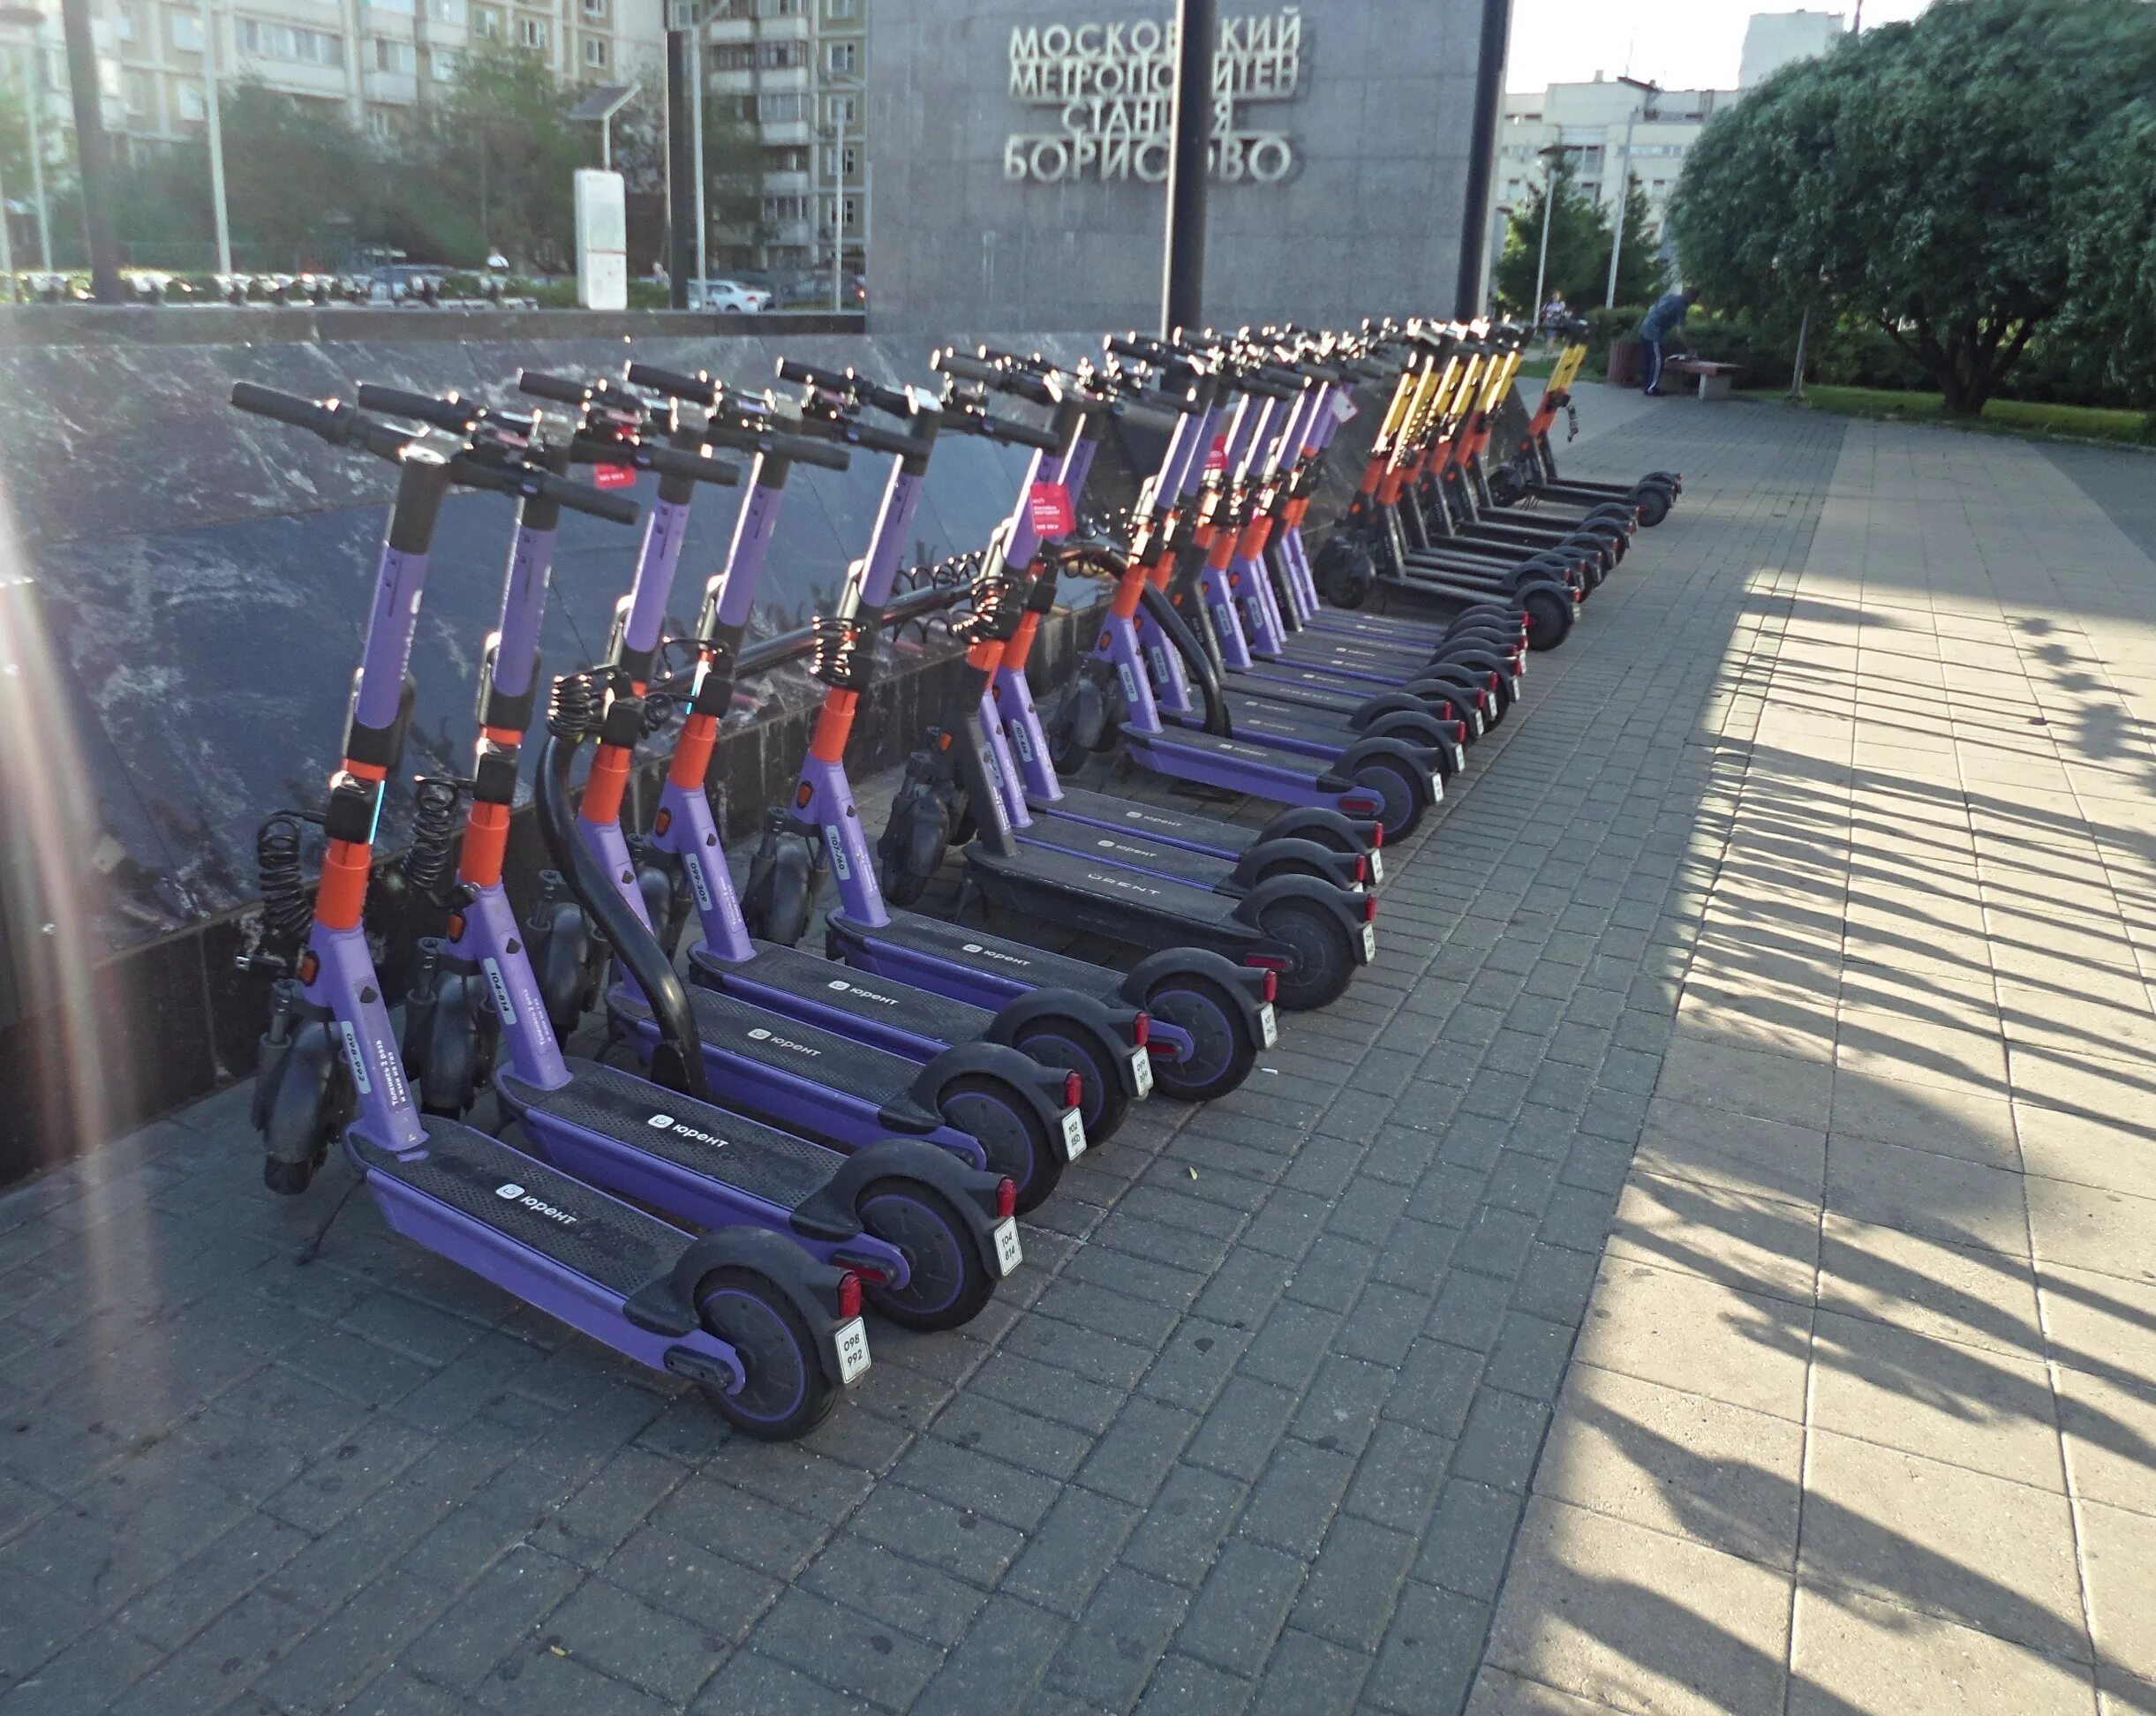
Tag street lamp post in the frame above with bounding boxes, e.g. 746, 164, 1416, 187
58, 0, 123, 302
1603, 74, 1657, 309
199, 0, 230, 276
1529, 140, 1570, 327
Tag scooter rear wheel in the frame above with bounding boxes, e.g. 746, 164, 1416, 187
1256, 895, 1361, 1011
939, 1073, 1066, 1213
1142, 972, 1258, 1101
1012, 1018, 1129, 1142
856, 1180, 995, 1331
696, 1269, 838, 1441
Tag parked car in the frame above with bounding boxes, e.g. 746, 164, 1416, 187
689, 278, 770, 313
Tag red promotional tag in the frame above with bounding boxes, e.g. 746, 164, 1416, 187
1028, 481, 1074, 538
1204, 438, 1229, 474
592, 463, 636, 489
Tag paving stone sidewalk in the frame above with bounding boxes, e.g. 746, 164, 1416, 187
8, 389, 2104, 1715
1473, 420, 2156, 1716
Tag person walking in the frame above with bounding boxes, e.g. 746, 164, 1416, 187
1638, 290, 1692, 395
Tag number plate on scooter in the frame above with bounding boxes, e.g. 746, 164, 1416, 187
1510, 674, 1523, 699
1428, 772, 1445, 802
1258, 1001, 1279, 1047
1059, 1109, 1089, 1162
1367, 849, 1385, 885
991, 1218, 1024, 1277
1450, 743, 1466, 775
1129, 1046, 1155, 1098
1359, 922, 1378, 962
833, 1318, 871, 1386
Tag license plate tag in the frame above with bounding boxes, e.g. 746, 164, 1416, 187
1510, 674, 1523, 699
833, 1318, 871, 1385
1258, 1001, 1279, 1047
1450, 743, 1466, 774
1367, 848, 1385, 885
1359, 922, 1377, 962
1059, 1107, 1089, 1161
1470, 711, 1486, 737
1129, 1046, 1154, 1097
991, 1218, 1023, 1276
1428, 773, 1444, 802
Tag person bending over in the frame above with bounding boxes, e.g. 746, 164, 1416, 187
1639, 290, 1692, 395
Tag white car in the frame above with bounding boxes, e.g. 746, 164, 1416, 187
691, 279, 770, 313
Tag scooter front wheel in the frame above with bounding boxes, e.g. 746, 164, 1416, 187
856, 1180, 996, 1332
695, 1269, 838, 1441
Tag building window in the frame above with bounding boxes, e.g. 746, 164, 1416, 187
471, 7, 500, 37
176, 79, 206, 119
516, 14, 547, 48
765, 143, 809, 171
841, 193, 857, 230
825, 0, 856, 16
583, 33, 607, 65
429, 43, 461, 75
763, 192, 809, 222
761, 39, 803, 68
374, 38, 416, 73
121, 68, 147, 112
825, 40, 855, 74
365, 106, 393, 138
237, 19, 345, 65
582, 0, 607, 16
172, 12, 205, 50
426, 0, 468, 22
839, 142, 857, 177
758, 90, 802, 121
825, 92, 855, 125
115, 6, 138, 42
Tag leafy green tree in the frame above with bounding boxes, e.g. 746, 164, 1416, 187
2059, 102, 2156, 404
435, 43, 585, 270
1606, 171, 1664, 309
1495, 155, 1605, 313
1670, 0, 2156, 416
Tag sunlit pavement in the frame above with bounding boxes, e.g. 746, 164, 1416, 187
3, 391, 2152, 1714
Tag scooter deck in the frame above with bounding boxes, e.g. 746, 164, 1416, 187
1120, 721, 1341, 795
966, 838, 1248, 930
1032, 784, 1267, 858
693, 939, 997, 1053
612, 985, 943, 1132
831, 907, 1128, 1007
355, 1121, 690, 1296
1208, 693, 1463, 777
506, 1057, 841, 1213
1013, 816, 1245, 893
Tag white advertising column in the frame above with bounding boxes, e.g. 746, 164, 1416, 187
575, 169, 629, 311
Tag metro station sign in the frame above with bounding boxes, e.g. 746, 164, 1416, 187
1004, 8, 1303, 184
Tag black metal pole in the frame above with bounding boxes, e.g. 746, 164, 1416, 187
1454, 0, 1513, 318
58, 0, 123, 303
1160, 0, 1214, 337
665, 25, 695, 310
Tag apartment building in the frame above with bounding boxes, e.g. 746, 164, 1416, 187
699, 0, 862, 282
89, 0, 662, 148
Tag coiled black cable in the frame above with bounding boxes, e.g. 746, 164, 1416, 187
547, 668, 604, 741
255, 812, 317, 951
401, 778, 465, 899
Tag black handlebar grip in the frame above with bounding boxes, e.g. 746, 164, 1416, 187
354, 382, 485, 433
841, 418, 923, 458
981, 414, 1063, 453
230, 380, 336, 436
641, 441, 741, 485
774, 433, 853, 471
623, 361, 721, 405
931, 349, 1003, 386
538, 470, 640, 525
516, 369, 595, 406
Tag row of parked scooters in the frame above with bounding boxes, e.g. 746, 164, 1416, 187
237, 317, 1677, 1440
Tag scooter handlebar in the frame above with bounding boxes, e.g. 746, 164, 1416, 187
953, 410, 1062, 452
622, 361, 720, 407
773, 358, 913, 419
516, 369, 598, 406
352, 382, 492, 433
230, 381, 413, 462
569, 434, 741, 486
510, 464, 642, 524
1108, 395, 1187, 434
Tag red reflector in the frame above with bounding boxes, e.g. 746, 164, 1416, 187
1353, 855, 1368, 884
1064, 1071, 1084, 1110
1244, 952, 1292, 970
446, 912, 467, 943
836, 1272, 863, 1321
1368, 823, 1383, 849
298, 950, 320, 986
996, 1177, 1018, 1219
1131, 1012, 1150, 1049
1340, 792, 1381, 816
1362, 892, 1380, 923
794, 781, 813, 809
1262, 969, 1278, 1004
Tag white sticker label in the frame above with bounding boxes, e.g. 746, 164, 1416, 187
1117, 661, 1140, 704
833, 1318, 871, 1385
1359, 922, 1377, 962
1059, 1107, 1089, 1161
992, 1218, 1024, 1277
1258, 1001, 1279, 1047
339, 1021, 373, 1096
1011, 722, 1034, 763
1129, 1046, 1154, 1098
823, 826, 851, 883
480, 957, 518, 1027
683, 853, 714, 914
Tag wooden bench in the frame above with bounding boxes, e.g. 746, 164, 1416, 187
1662, 358, 1742, 400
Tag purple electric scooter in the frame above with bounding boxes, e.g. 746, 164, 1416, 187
231, 381, 879, 1441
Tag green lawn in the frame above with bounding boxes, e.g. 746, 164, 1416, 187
1774, 383, 2154, 446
